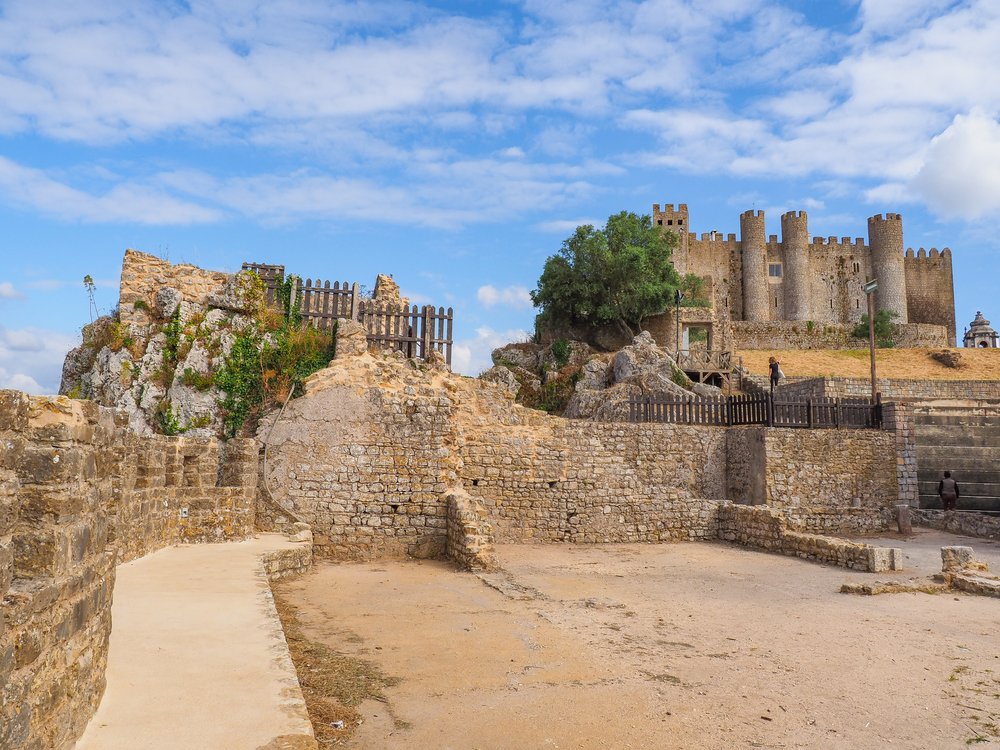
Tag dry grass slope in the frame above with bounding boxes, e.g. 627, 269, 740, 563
738, 348, 1000, 381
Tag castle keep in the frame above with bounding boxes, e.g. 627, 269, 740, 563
653, 204, 957, 346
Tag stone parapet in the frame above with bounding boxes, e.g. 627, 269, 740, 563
775, 377, 1000, 403
118, 249, 230, 327
0, 391, 260, 750
719, 504, 903, 572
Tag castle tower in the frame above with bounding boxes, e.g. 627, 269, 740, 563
868, 213, 909, 323
780, 211, 810, 321
739, 210, 768, 322
653, 203, 690, 273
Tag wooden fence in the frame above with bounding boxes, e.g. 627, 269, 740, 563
628, 392, 882, 429
242, 262, 453, 364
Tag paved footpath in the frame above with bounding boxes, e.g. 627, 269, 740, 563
76, 535, 316, 750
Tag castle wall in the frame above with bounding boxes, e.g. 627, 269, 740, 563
773, 377, 1000, 403
780, 212, 811, 321
868, 214, 909, 323
0, 391, 259, 749
739, 211, 769, 322
905, 249, 956, 346
732, 321, 948, 351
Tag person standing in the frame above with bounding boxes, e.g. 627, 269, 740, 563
938, 471, 960, 511
768, 356, 782, 390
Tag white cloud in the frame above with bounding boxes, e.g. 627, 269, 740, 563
0, 156, 220, 224
535, 218, 602, 233
0, 281, 23, 299
451, 325, 532, 376
0, 326, 77, 395
910, 110, 1000, 220
477, 285, 533, 309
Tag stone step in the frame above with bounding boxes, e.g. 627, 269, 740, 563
913, 446, 1000, 459
917, 495, 1000, 512
914, 434, 1000, 449
918, 480, 1000, 496
916, 457, 1000, 474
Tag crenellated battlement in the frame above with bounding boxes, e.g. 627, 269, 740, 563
781, 210, 807, 220
808, 236, 867, 249
741, 209, 764, 219
905, 247, 952, 261
869, 213, 902, 224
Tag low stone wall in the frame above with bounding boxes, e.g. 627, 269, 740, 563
912, 509, 1000, 540
112, 433, 257, 563
776, 377, 1000, 403
719, 504, 902, 572
0, 391, 260, 750
446, 489, 497, 571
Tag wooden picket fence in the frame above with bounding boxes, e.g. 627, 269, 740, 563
629, 392, 882, 429
242, 262, 453, 364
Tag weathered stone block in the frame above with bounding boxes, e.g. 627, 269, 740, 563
941, 546, 975, 572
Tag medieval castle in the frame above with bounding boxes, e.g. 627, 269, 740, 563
653, 204, 957, 346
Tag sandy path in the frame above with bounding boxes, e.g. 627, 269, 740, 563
276, 540, 1000, 749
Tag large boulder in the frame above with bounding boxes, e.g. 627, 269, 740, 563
491, 343, 541, 372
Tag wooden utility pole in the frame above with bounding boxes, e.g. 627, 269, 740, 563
864, 280, 879, 402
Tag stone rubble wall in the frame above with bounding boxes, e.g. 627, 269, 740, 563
882, 402, 919, 507
262, 349, 902, 560
445, 489, 498, 571
911, 509, 1000, 540
718, 504, 903, 572
118, 248, 230, 328
0, 390, 259, 750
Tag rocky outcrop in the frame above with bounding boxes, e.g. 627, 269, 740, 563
563, 331, 693, 420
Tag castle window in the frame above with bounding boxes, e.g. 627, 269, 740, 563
678, 219, 684, 226
667, 219, 674, 225
774, 297, 778, 308
856, 299, 860, 309
830, 300, 833, 310
657, 219, 663, 226
768, 263, 782, 277
853, 262, 860, 273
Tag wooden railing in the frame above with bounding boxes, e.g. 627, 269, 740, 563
673, 350, 733, 371
628, 392, 882, 429
242, 263, 453, 364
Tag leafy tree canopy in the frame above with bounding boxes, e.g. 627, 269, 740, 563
531, 210, 700, 339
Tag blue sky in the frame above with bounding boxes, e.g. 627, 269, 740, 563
2, 0, 999, 393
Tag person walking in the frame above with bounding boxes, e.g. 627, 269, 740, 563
938, 471, 960, 511
768, 356, 782, 390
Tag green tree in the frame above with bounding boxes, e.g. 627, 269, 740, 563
852, 309, 898, 348
531, 211, 684, 339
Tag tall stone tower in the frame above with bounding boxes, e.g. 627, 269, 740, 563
653, 203, 690, 274
740, 210, 768, 322
780, 210, 810, 321
868, 213, 909, 323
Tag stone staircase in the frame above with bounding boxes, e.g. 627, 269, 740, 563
913, 408, 1000, 512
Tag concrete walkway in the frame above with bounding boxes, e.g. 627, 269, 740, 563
76, 535, 315, 750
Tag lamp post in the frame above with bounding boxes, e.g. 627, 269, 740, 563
674, 288, 683, 357
863, 279, 879, 402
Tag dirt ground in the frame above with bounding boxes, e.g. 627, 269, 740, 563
738, 348, 1000, 381
275, 531, 1000, 749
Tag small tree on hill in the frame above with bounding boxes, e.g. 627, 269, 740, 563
532, 211, 700, 340
852, 309, 898, 348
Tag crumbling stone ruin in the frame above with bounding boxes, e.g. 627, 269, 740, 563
3, 250, 996, 749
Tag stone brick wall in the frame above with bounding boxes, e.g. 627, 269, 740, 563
445, 489, 498, 571
1, 393, 116, 750
460, 421, 726, 545
718, 504, 902, 572
912, 509, 1000, 540
0, 391, 259, 749
118, 249, 230, 327
775, 377, 1000, 403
